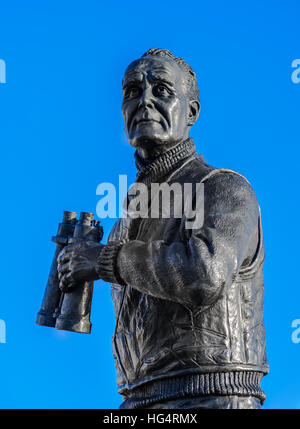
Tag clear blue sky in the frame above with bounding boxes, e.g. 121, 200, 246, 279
0, 0, 299, 409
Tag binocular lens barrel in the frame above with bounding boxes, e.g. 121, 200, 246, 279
78, 211, 94, 225
36, 211, 77, 327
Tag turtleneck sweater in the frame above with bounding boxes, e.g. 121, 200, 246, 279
134, 137, 196, 185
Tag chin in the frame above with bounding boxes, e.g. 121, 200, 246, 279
128, 133, 168, 149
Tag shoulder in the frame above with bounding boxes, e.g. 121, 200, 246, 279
174, 152, 215, 183
194, 164, 260, 217
177, 154, 259, 209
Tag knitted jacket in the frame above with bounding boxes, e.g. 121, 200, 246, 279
97, 139, 269, 408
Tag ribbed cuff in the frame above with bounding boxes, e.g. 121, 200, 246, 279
96, 241, 127, 285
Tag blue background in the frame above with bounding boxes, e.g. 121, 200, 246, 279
0, 0, 299, 409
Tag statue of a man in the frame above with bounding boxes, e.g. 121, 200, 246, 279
57, 48, 269, 409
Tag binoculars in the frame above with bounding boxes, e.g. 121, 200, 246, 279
36, 211, 103, 334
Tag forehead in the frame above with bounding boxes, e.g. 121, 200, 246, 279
122, 57, 185, 86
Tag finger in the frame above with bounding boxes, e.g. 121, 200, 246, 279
57, 243, 77, 260
57, 262, 71, 278
59, 272, 73, 291
57, 251, 72, 266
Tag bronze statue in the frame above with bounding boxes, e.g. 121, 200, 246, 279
55, 48, 269, 409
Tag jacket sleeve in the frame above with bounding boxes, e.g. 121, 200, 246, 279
97, 172, 260, 307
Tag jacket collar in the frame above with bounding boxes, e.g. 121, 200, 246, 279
134, 138, 196, 184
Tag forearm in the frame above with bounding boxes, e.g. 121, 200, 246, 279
115, 236, 239, 306
97, 221, 255, 307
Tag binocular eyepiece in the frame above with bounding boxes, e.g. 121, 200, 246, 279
36, 211, 103, 334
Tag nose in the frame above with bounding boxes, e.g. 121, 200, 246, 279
138, 84, 154, 110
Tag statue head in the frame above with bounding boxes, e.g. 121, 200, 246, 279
121, 49, 200, 154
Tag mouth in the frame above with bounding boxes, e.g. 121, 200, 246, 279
135, 119, 160, 125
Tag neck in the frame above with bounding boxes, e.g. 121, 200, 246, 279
136, 138, 188, 163
134, 137, 196, 184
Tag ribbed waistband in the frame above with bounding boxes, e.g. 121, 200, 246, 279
120, 371, 266, 409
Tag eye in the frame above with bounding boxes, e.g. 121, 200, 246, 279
124, 86, 140, 99
153, 84, 171, 97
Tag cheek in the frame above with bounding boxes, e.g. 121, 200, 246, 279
121, 105, 132, 124
167, 98, 188, 126
121, 103, 128, 116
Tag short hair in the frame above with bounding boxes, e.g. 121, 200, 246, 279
141, 48, 200, 103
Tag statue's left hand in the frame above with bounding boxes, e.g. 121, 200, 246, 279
57, 241, 104, 292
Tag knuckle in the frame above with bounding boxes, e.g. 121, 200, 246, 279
67, 273, 74, 283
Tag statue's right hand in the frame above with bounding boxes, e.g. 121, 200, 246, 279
57, 241, 104, 292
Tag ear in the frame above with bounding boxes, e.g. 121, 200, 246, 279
187, 100, 201, 126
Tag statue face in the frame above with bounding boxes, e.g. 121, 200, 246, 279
121, 56, 197, 149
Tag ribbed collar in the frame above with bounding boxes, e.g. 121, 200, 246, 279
134, 138, 195, 184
